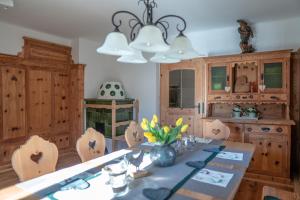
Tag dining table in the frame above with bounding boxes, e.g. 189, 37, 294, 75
0, 140, 255, 200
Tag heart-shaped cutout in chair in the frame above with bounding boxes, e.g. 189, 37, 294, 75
30, 152, 43, 164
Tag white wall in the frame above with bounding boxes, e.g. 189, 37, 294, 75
188, 16, 300, 56
0, 21, 71, 55
78, 38, 159, 120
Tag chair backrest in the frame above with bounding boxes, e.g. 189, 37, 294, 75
76, 128, 106, 162
125, 121, 144, 148
262, 186, 299, 200
203, 119, 231, 140
11, 135, 58, 182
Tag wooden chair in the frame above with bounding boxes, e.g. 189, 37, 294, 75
262, 186, 299, 200
203, 119, 231, 140
11, 135, 58, 182
76, 128, 106, 162
125, 121, 144, 148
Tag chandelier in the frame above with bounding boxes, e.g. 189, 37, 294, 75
97, 0, 199, 64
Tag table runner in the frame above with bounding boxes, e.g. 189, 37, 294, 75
39, 144, 224, 200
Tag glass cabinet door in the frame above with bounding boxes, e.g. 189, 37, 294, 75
209, 65, 229, 93
169, 69, 195, 108
261, 60, 286, 92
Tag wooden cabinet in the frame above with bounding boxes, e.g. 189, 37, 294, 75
28, 70, 52, 135
0, 37, 85, 168
160, 59, 205, 136
203, 119, 292, 180
245, 123, 290, 178
205, 50, 291, 107
0, 67, 26, 140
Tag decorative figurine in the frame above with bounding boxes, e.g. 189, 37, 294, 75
237, 19, 255, 53
125, 150, 150, 179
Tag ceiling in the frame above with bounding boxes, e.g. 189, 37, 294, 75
0, 0, 300, 42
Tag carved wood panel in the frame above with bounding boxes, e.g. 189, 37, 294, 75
1, 67, 26, 140
265, 139, 288, 177
28, 70, 52, 135
53, 72, 69, 134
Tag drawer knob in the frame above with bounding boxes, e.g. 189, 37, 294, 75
247, 127, 252, 132
276, 127, 283, 133
270, 96, 279, 100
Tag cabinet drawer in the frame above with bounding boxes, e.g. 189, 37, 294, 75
260, 94, 287, 101
232, 94, 258, 101
208, 94, 231, 101
245, 124, 287, 134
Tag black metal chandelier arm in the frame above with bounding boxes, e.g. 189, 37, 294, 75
154, 14, 187, 33
111, 10, 144, 31
156, 21, 169, 43
130, 22, 143, 41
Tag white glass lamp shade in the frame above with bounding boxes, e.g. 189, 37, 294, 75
168, 35, 199, 60
150, 53, 180, 64
97, 32, 133, 56
117, 49, 147, 64
129, 25, 170, 53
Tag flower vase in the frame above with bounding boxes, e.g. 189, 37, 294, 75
150, 145, 176, 167
248, 112, 256, 118
233, 111, 241, 118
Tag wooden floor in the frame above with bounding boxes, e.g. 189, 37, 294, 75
0, 151, 299, 200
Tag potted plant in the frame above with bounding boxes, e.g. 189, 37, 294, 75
140, 115, 188, 167
246, 107, 257, 118
232, 105, 242, 118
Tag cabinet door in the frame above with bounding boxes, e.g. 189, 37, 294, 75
247, 135, 265, 172
28, 70, 52, 135
208, 64, 230, 94
53, 72, 70, 134
160, 60, 205, 136
260, 59, 287, 93
1, 67, 26, 140
264, 138, 288, 177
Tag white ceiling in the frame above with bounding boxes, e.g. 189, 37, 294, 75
0, 0, 300, 42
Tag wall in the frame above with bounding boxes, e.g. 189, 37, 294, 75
188, 16, 300, 56
0, 21, 71, 55
78, 38, 159, 120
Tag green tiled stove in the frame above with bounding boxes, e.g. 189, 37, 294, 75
85, 98, 139, 151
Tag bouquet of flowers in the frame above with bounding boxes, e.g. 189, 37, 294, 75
140, 115, 189, 145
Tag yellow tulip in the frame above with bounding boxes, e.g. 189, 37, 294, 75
176, 117, 183, 126
144, 132, 153, 138
148, 136, 157, 143
181, 124, 189, 133
152, 114, 158, 124
141, 121, 148, 131
150, 120, 156, 128
163, 126, 170, 134
176, 133, 182, 139
142, 118, 149, 124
